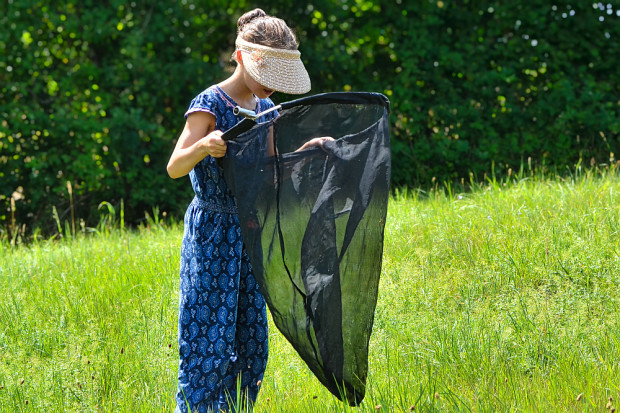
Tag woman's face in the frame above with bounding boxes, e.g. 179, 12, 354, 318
243, 70, 274, 99
237, 50, 275, 99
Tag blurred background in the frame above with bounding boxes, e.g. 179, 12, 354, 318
1, 0, 618, 239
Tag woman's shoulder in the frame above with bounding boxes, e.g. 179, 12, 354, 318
189, 85, 221, 105
185, 86, 232, 119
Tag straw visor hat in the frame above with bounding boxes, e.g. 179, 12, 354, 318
236, 37, 311, 95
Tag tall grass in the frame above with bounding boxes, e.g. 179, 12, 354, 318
0, 219, 181, 412
1, 168, 620, 411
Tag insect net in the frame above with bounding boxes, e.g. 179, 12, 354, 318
221, 92, 391, 405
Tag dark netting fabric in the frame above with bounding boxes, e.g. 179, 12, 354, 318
221, 92, 390, 405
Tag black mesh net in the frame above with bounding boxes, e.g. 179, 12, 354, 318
221, 92, 391, 405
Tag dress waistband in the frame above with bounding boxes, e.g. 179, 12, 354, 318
190, 197, 238, 214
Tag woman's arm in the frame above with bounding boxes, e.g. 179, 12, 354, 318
166, 112, 227, 179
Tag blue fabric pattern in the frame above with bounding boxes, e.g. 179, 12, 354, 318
176, 86, 277, 412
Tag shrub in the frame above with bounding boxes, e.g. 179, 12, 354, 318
1, 1, 619, 238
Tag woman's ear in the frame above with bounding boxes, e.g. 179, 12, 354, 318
236, 50, 244, 65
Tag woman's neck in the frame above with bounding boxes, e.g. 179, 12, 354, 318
218, 68, 256, 110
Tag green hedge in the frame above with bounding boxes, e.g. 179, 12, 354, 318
1, 1, 619, 237
287, 1, 620, 184
1, 0, 238, 236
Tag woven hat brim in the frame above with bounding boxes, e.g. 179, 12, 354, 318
237, 40, 311, 95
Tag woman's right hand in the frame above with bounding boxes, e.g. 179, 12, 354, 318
167, 111, 222, 179
200, 130, 227, 158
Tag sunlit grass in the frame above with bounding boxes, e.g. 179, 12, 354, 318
0, 224, 181, 412
2, 168, 620, 411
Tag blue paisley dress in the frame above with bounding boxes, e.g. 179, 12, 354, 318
175, 86, 276, 412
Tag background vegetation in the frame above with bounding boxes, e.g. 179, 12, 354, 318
3, 2, 620, 411
1, 1, 619, 238
1, 169, 619, 411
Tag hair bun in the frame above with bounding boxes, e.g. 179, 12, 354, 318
238, 8, 267, 30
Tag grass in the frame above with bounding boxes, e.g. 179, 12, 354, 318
1, 168, 620, 411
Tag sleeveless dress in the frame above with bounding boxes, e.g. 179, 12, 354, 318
175, 86, 277, 413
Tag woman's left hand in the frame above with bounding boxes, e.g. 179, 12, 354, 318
295, 136, 335, 152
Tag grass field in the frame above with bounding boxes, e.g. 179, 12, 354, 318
1, 169, 620, 412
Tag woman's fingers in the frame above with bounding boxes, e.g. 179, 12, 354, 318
295, 136, 335, 152
205, 130, 227, 158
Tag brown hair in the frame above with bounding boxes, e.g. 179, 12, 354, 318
237, 8, 298, 51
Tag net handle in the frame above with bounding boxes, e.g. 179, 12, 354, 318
221, 105, 282, 141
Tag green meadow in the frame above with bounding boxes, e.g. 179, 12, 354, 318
2, 169, 620, 412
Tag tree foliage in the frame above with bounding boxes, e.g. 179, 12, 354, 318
1, 0, 619, 237
286, 0, 620, 184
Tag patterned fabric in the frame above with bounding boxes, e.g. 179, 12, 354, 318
175, 86, 277, 413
